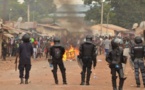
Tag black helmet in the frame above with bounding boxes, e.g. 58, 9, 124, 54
111, 38, 122, 49
86, 35, 93, 42
22, 34, 30, 42
134, 36, 142, 44
53, 37, 60, 43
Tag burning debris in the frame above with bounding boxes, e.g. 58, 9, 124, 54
63, 45, 79, 61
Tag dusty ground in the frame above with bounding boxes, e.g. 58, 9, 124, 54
0, 55, 144, 90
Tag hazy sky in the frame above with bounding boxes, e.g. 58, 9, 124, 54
54, 0, 83, 8
18, 0, 24, 3
18, 0, 83, 7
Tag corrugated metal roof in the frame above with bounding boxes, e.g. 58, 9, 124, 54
102, 24, 128, 32
91, 24, 115, 36
38, 24, 66, 30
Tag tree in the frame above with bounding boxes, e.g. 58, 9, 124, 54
111, 0, 145, 28
8, 0, 27, 21
0, 0, 9, 23
83, 0, 145, 29
84, 0, 114, 25
0, 0, 56, 22
0, 0, 27, 22
24, 0, 56, 21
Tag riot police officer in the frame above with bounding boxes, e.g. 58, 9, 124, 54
15, 34, 33, 84
49, 37, 67, 84
130, 36, 145, 87
79, 35, 97, 85
106, 38, 127, 90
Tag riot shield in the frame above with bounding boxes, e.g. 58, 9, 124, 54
77, 56, 83, 69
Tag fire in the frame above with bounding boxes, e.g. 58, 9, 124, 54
63, 45, 79, 61
50, 42, 54, 46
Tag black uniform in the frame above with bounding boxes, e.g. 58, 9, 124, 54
130, 36, 145, 87
106, 38, 127, 90
49, 38, 67, 84
18, 34, 33, 84
2, 40, 7, 60
79, 35, 97, 85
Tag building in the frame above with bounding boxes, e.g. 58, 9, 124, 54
91, 24, 128, 36
37, 24, 68, 37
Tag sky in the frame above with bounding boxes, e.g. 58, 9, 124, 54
54, 0, 83, 8
17, 0, 24, 3
18, 0, 83, 7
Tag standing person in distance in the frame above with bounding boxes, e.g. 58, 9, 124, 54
49, 37, 67, 85
106, 38, 127, 90
103, 36, 111, 56
130, 36, 145, 88
78, 35, 97, 85
15, 34, 33, 84
1, 39, 7, 60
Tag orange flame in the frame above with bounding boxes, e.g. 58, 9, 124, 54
50, 42, 54, 46
63, 45, 79, 61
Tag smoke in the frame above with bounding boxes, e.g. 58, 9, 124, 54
54, 0, 79, 5
54, 0, 87, 33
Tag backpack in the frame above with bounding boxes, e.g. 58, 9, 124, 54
3, 43, 7, 48
111, 48, 122, 64
54, 47, 61, 59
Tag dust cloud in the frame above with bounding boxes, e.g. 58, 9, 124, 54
54, 0, 88, 33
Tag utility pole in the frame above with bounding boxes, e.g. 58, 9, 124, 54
2, 0, 8, 23
27, 3, 30, 22
100, 0, 105, 36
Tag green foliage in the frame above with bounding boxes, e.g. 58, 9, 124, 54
111, 0, 145, 28
27, 0, 56, 21
85, 4, 101, 24
0, 0, 56, 22
9, 0, 27, 21
84, 1, 114, 25
23, 0, 56, 21
83, 0, 145, 28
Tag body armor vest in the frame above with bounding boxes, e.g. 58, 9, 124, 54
133, 45, 144, 58
82, 43, 94, 57
111, 48, 122, 65
52, 44, 64, 60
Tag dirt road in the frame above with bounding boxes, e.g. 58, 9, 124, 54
0, 55, 143, 90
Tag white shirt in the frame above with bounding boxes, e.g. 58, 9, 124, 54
103, 39, 111, 49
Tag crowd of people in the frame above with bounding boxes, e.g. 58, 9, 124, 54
1, 32, 145, 90
1, 36, 52, 61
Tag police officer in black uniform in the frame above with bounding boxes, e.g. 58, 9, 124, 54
106, 38, 127, 90
130, 36, 145, 87
79, 35, 97, 85
49, 37, 67, 84
15, 34, 33, 84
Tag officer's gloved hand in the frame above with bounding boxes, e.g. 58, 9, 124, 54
123, 56, 127, 64
77, 55, 81, 59
93, 63, 96, 69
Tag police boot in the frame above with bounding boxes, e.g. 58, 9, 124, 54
112, 76, 117, 90
80, 72, 85, 85
25, 79, 28, 84
52, 70, 58, 84
62, 70, 67, 85
86, 71, 92, 85
118, 78, 126, 90
20, 78, 24, 84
